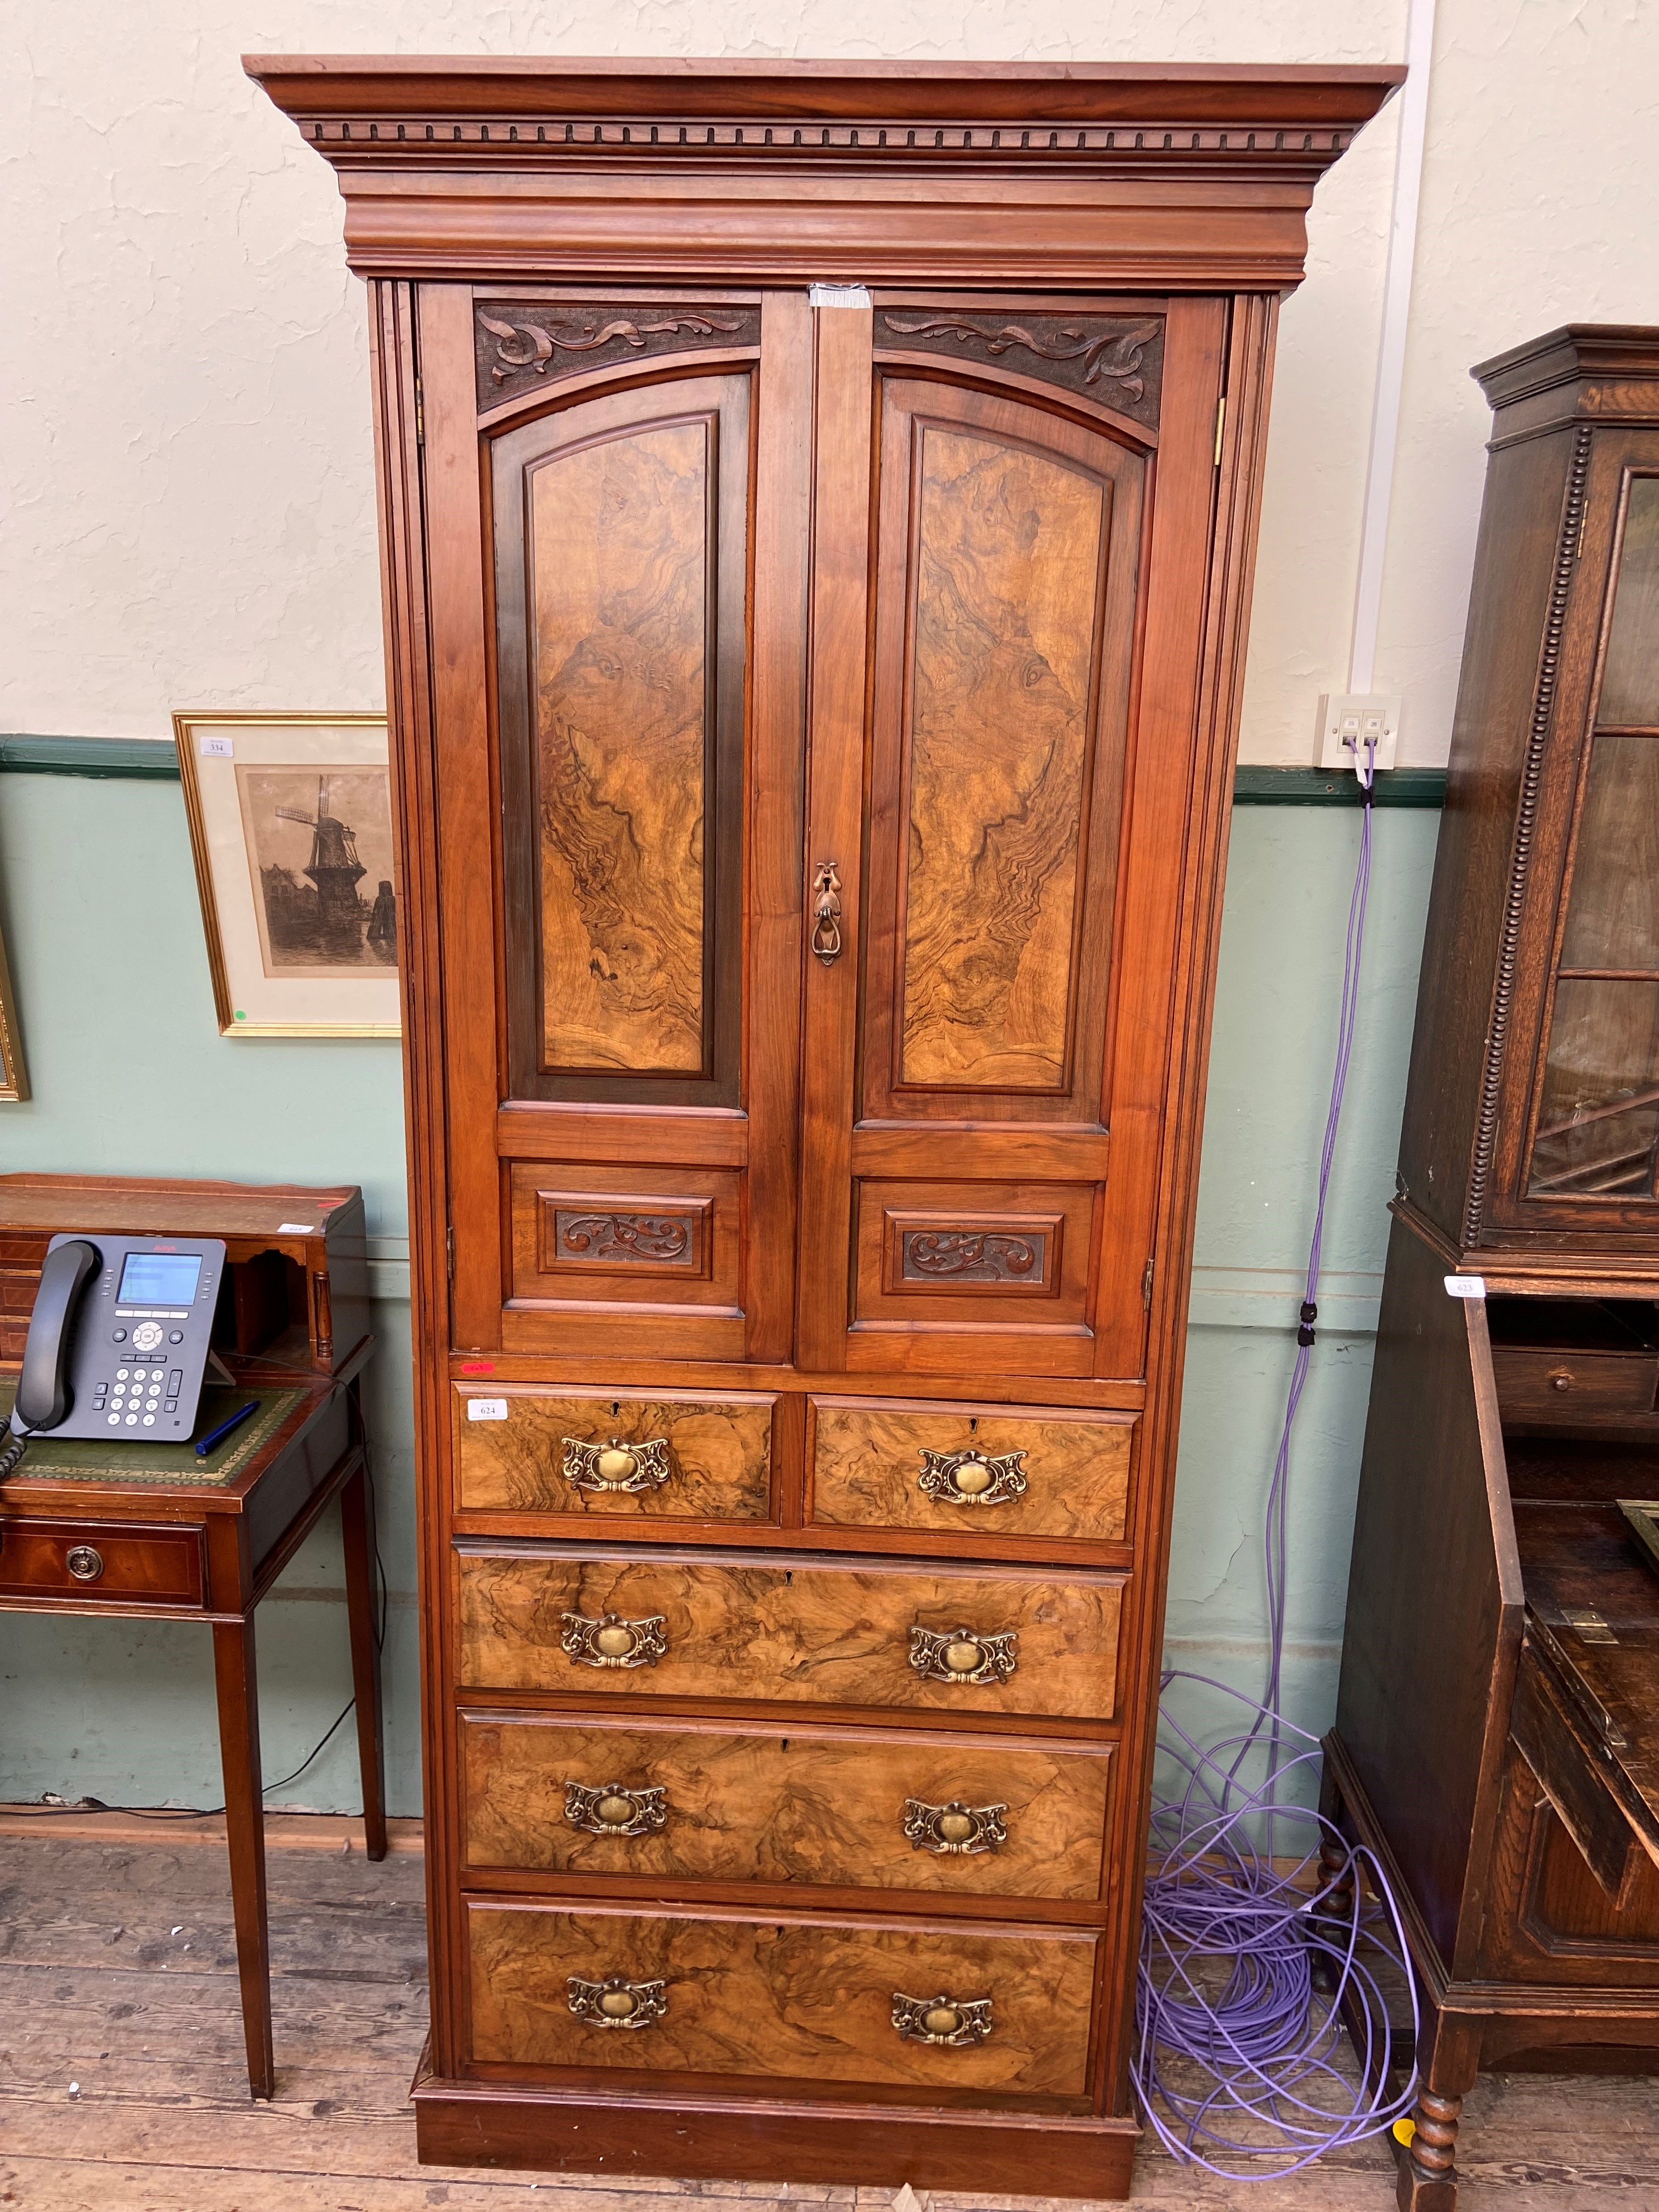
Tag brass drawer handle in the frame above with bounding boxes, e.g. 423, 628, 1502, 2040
903, 1797, 1008, 1855
562, 1434, 674, 1494
65, 1545, 105, 1583
891, 1991, 994, 2047
560, 1610, 668, 1669
811, 859, 843, 965
567, 1973, 667, 2029
917, 1446, 1028, 1507
565, 1780, 669, 1836
908, 1624, 1018, 1686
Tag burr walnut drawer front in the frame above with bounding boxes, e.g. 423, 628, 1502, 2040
808, 1397, 1134, 1541
466, 1901, 1098, 2098
460, 1710, 1115, 1900
453, 1385, 775, 1522
1491, 1350, 1659, 1426
455, 1546, 1124, 1721
0, 1519, 204, 1607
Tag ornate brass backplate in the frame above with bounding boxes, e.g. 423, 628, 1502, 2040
560, 1610, 669, 1669
564, 1780, 670, 1837
916, 1445, 1029, 1506
907, 1624, 1018, 1686
562, 1434, 675, 1494
567, 1973, 668, 2029
902, 1797, 1009, 1855
891, 1990, 995, 2046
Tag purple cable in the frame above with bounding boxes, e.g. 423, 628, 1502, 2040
1134, 742, 1421, 2176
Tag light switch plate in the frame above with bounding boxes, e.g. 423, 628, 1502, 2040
1317, 692, 1401, 774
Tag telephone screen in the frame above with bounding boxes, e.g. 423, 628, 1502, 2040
116, 1251, 204, 1307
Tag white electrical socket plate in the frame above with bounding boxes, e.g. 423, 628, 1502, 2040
1317, 692, 1401, 774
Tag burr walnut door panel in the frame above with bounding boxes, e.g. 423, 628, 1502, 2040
454, 1544, 1124, 1720
459, 1709, 1115, 1901
466, 1900, 1098, 2100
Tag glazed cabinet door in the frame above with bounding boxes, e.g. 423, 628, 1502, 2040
421, 289, 809, 1362
799, 296, 1227, 1380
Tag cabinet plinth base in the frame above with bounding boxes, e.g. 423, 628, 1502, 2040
411, 2058, 1139, 2198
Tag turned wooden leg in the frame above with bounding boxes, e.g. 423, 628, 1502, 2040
340, 1455, 388, 1862
1396, 2014, 1480, 2212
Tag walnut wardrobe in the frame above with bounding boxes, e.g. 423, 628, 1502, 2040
249, 57, 1398, 2197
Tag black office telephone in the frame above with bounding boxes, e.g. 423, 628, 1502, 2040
8, 1233, 227, 1443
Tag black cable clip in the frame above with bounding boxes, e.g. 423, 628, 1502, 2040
1297, 1299, 1317, 1347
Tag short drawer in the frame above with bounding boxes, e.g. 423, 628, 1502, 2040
460, 1710, 1114, 1900
0, 1519, 203, 1607
1492, 1349, 1659, 1425
453, 1385, 775, 1522
809, 1396, 1133, 1541
456, 1547, 1122, 1721
466, 1901, 1097, 2098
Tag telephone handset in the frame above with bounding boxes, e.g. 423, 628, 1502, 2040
8, 1233, 228, 1443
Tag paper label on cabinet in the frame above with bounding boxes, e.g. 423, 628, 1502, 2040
199, 735, 234, 757
277, 1222, 315, 1234
1444, 1275, 1486, 1300
467, 1398, 509, 1421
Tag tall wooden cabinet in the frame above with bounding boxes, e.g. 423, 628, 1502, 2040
250, 57, 1397, 2196
1328, 331, 1659, 2212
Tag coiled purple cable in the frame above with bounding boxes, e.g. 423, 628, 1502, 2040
1135, 745, 1420, 2175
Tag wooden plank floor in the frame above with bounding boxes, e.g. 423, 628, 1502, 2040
1, 1831, 1656, 2209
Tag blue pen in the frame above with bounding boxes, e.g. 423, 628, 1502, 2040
194, 1400, 259, 1458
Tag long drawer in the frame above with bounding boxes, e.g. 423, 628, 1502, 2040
466, 1900, 1097, 2098
460, 1709, 1114, 1900
456, 1547, 1124, 1721
453, 1385, 775, 1522
809, 1396, 1133, 1541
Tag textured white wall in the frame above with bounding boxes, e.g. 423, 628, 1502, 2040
7, 3, 1656, 762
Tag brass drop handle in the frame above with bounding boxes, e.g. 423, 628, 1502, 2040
65, 1545, 105, 1583
565, 1780, 670, 1836
903, 1797, 1009, 1855
560, 1610, 668, 1669
908, 1624, 1018, 1686
567, 1973, 668, 2029
562, 1434, 673, 1494
811, 859, 843, 966
891, 1990, 994, 2046
917, 1446, 1029, 1507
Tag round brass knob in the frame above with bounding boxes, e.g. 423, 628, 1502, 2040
596, 1441, 639, 1482
599, 1987, 639, 2020
937, 1810, 976, 1845
596, 1793, 637, 1827
949, 1455, 994, 1498
923, 2004, 963, 2039
65, 1545, 104, 1583
594, 1624, 637, 1660
943, 1638, 984, 1675
1549, 1371, 1573, 1392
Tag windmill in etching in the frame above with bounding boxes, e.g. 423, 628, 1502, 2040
274, 776, 367, 958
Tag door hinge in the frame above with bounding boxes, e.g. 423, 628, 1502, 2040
1143, 1255, 1155, 1310
1214, 393, 1226, 469
415, 376, 425, 448
446, 1224, 454, 1281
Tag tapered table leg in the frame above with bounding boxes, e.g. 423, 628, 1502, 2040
212, 1615, 274, 2100
340, 1455, 388, 1861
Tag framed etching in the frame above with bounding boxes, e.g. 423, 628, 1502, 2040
173, 712, 399, 1037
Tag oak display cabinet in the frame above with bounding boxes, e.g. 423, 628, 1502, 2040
1327, 330, 1659, 2212
249, 55, 1398, 2197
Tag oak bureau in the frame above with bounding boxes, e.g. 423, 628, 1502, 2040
247, 55, 1399, 2196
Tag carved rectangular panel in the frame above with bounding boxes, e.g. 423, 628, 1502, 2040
877, 309, 1164, 430
475, 300, 760, 410
506, 1165, 742, 1347
453, 1385, 775, 1522
459, 1711, 1114, 1899
853, 1180, 1094, 1346
467, 1902, 1098, 2097
455, 1547, 1124, 1720
539, 1193, 712, 1279
891, 1214, 1060, 1294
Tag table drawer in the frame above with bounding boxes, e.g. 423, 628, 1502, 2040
0, 1518, 203, 1606
453, 1385, 775, 1522
1492, 1349, 1659, 1425
809, 1397, 1133, 1541
456, 1547, 1122, 1721
460, 1710, 1114, 1900
467, 1901, 1097, 2098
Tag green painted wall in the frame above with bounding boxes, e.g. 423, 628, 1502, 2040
0, 770, 1439, 1815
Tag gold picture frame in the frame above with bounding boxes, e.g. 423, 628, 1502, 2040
174, 711, 400, 1038
0, 909, 27, 1102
